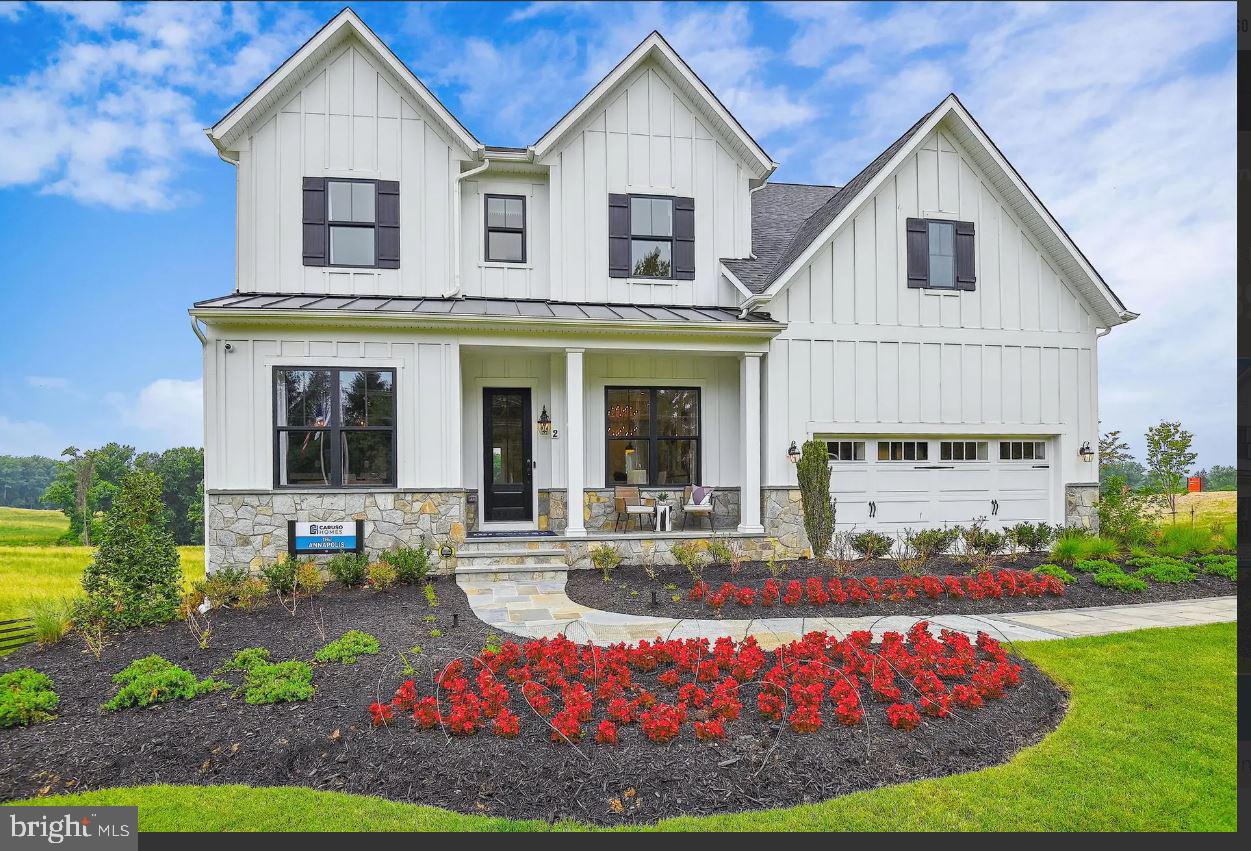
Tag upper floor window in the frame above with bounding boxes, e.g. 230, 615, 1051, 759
608, 193, 695, 281
274, 367, 396, 488
302, 178, 399, 269
906, 217, 975, 291
484, 194, 526, 263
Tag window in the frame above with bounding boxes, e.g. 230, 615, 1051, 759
940, 440, 988, 461
877, 440, 929, 462
630, 196, 673, 278
274, 368, 395, 488
484, 194, 526, 263
605, 387, 700, 486
905, 217, 975, 290
301, 178, 399, 269
826, 440, 866, 461
999, 440, 1047, 461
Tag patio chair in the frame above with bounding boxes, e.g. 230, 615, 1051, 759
682, 485, 715, 531
614, 486, 654, 531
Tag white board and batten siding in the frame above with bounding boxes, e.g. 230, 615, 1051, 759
542, 61, 751, 308
235, 40, 464, 298
762, 126, 1101, 526
457, 176, 551, 300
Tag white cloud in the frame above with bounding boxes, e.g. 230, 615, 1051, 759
0, 1, 25, 23
0, 2, 316, 210
106, 378, 202, 448
0, 414, 64, 457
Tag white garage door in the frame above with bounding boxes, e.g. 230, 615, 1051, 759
824, 437, 1053, 532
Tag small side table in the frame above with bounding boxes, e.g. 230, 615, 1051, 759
653, 503, 672, 532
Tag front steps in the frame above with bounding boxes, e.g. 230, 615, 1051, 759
453, 541, 568, 580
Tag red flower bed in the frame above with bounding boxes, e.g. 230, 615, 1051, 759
689, 569, 1062, 612
365, 622, 1023, 746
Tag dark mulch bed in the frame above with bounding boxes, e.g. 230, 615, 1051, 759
567, 556, 1238, 620
1, 579, 1066, 825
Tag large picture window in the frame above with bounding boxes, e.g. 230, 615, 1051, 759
274, 368, 395, 488
605, 387, 700, 487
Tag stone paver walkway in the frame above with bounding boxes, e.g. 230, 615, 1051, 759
457, 573, 1237, 649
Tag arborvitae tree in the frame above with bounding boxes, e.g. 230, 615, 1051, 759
795, 439, 835, 559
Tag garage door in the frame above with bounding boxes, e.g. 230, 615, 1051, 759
824, 437, 1053, 532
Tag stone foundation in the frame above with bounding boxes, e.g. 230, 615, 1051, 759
206, 490, 468, 574
1064, 482, 1100, 532
763, 487, 809, 557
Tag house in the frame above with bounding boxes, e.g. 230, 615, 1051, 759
192, 8, 1136, 573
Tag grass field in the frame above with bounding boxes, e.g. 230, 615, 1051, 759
0, 545, 204, 621
1151, 490, 1237, 530
0, 506, 70, 546
12, 622, 1235, 831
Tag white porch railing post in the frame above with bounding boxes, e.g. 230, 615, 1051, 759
564, 348, 586, 537
738, 352, 765, 533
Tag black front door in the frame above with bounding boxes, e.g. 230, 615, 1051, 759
483, 388, 533, 523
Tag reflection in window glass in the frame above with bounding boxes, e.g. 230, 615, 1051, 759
341, 431, 392, 486
657, 439, 697, 486
276, 369, 332, 428
279, 430, 332, 487
339, 370, 394, 427
630, 197, 673, 237
605, 387, 699, 486
631, 240, 672, 277
330, 226, 375, 266
274, 368, 395, 487
656, 389, 698, 436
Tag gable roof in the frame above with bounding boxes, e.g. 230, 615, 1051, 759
722, 182, 840, 293
530, 31, 777, 179
206, 7, 481, 156
735, 94, 1135, 327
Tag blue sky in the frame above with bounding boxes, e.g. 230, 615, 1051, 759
0, 1, 1235, 469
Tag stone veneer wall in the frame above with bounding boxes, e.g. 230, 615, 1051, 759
1064, 482, 1100, 532
539, 488, 741, 534
762, 487, 810, 557
206, 490, 467, 575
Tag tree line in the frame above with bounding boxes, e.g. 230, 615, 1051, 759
1099, 419, 1227, 519
0, 445, 203, 545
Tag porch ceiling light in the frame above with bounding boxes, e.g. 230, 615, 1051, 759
538, 405, 551, 435
1078, 441, 1095, 462
787, 441, 800, 463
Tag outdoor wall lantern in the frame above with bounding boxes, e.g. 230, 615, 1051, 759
537, 405, 552, 435
787, 441, 801, 463
1079, 441, 1095, 462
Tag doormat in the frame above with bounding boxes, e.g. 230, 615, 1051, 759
467, 530, 556, 539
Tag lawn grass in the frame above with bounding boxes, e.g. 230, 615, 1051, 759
0, 545, 204, 621
0, 507, 69, 546
12, 622, 1235, 831
1150, 490, 1236, 531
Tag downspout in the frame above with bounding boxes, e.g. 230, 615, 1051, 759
190, 317, 208, 345
442, 158, 492, 299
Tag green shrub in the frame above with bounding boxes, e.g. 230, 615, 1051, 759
907, 527, 960, 560
1096, 476, 1156, 545
243, 660, 314, 705
670, 541, 706, 579
1133, 558, 1195, 584
233, 577, 270, 609
1156, 524, 1216, 559
1076, 559, 1120, 574
80, 471, 183, 628
0, 668, 59, 727
1005, 522, 1054, 553
961, 524, 1006, 558
1197, 554, 1238, 580
194, 565, 250, 607
314, 630, 380, 665
1050, 529, 1090, 566
1032, 564, 1074, 584
215, 646, 272, 677
588, 543, 623, 581
706, 539, 734, 565
796, 439, 835, 558
103, 655, 219, 711
1214, 524, 1236, 553
1090, 568, 1145, 595
1080, 536, 1121, 560
380, 542, 432, 585
260, 557, 298, 595
24, 596, 73, 645
366, 561, 397, 592
327, 552, 370, 587
849, 530, 893, 560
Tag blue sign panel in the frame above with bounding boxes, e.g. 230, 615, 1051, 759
288, 520, 364, 556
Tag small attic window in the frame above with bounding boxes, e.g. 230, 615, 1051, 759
906, 217, 975, 291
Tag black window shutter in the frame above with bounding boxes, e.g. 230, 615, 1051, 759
302, 177, 327, 267
905, 217, 927, 288
672, 196, 695, 280
608, 193, 630, 278
954, 220, 975, 290
376, 180, 400, 269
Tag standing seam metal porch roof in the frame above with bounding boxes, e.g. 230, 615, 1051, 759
192, 293, 780, 325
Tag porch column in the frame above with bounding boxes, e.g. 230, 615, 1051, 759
564, 348, 586, 536
738, 352, 764, 533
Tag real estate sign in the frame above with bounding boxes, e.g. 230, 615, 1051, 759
288, 520, 364, 556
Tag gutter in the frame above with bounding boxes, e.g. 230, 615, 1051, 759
190, 317, 208, 345
443, 158, 492, 299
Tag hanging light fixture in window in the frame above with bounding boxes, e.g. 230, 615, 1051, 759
537, 405, 551, 435
624, 442, 636, 456
787, 441, 800, 464
1078, 441, 1095, 462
